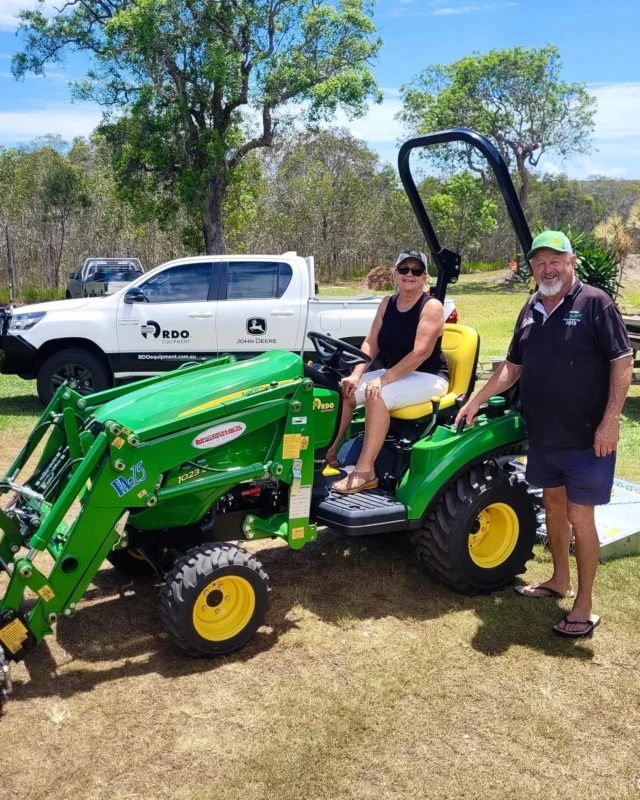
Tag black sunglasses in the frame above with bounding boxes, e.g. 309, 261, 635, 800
396, 265, 425, 276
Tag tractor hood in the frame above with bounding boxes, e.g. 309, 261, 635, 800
94, 351, 303, 430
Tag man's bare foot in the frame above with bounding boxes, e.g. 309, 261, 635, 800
515, 581, 574, 598
553, 610, 600, 636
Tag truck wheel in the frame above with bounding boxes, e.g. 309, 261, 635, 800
106, 548, 155, 576
37, 348, 112, 404
412, 463, 537, 594
160, 544, 270, 657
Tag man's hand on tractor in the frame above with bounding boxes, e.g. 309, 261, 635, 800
455, 398, 482, 428
594, 415, 620, 457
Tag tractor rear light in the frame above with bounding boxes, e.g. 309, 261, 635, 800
446, 308, 458, 324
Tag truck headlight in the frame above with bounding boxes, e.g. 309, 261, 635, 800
9, 311, 46, 331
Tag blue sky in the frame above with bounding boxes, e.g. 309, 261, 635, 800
1, 0, 639, 179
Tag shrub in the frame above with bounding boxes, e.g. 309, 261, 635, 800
571, 234, 620, 299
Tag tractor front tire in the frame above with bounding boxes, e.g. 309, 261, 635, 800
160, 544, 270, 657
413, 463, 536, 594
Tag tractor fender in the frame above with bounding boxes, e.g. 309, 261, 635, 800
396, 412, 528, 522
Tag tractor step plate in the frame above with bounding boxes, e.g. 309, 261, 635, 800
314, 488, 407, 536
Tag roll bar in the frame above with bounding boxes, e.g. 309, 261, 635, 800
398, 128, 533, 302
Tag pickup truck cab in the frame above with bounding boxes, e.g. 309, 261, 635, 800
1, 252, 457, 403
66, 257, 144, 299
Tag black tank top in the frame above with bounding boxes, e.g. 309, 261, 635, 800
377, 293, 449, 378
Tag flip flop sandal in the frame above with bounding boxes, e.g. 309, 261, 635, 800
552, 614, 601, 638
333, 472, 378, 495
515, 584, 575, 599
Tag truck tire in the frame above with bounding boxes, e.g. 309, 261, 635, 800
37, 348, 112, 404
412, 463, 537, 594
160, 544, 270, 657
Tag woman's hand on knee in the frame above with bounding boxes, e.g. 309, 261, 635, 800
364, 375, 386, 401
341, 374, 359, 398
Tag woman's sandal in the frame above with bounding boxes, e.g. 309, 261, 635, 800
333, 470, 379, 495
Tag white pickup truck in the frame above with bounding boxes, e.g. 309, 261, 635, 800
0, 252, 457, 403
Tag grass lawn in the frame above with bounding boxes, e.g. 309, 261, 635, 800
1, 275, 640, 800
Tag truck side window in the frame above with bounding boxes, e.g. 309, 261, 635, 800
226, 262, 292, 300
139, 263, 213, 303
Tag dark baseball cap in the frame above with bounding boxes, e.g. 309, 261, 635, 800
394, 249, 429, 270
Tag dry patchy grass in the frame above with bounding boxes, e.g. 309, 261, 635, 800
1, 288, 640, 799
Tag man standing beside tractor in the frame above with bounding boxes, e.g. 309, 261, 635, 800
457, 231, 633, 638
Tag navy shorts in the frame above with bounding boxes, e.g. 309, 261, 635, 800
525, 443, 616, 506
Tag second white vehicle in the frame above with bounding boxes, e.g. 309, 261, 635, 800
1, 253, 457, 403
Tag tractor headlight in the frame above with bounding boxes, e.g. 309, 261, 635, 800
9, 311, 46, 331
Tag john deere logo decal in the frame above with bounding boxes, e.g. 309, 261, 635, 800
141, 320, 161, 339
246, 317, 267, 335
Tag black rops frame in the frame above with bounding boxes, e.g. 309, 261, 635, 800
397, 128, 533, 303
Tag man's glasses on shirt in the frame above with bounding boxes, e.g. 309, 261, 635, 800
396, 265, 426, 276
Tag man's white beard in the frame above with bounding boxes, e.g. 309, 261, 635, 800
538, 278, 563, 297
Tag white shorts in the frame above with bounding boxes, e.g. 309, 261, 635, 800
353, 369, 449, 411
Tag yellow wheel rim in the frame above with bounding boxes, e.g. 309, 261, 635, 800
192, 576, 255, 641
468, 502, 519, 569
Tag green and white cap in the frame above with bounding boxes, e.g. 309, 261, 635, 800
527, 231, 573, 260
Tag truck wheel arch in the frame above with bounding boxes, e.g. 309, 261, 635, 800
35, 339, 113, 403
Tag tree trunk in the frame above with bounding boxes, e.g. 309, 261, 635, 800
202, 175, 227, 255
4, 225, 16, 300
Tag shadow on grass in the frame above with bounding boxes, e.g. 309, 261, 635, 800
14, 531, 591, 702
0, 394, 42, 417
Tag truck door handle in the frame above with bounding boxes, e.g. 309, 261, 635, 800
270, 310, 295, 317
188, 311, 214, 319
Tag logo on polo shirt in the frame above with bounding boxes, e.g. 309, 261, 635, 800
564, 310, 583, 327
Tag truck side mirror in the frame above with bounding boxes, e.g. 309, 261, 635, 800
124, 286, 146, 304
69, 272, 77, 280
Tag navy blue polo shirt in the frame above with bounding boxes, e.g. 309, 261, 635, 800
506, 280, 632, 448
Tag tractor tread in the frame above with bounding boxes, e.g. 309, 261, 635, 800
412, 463, 536, 595
160, 543, 271, 657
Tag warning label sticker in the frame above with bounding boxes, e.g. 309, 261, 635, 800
38, 585, 55, 602
282, 434, 301, 460
0, 618, 28, 654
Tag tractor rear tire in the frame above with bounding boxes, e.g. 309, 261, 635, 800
412, 463, 536, 594
160, 544, 270, 657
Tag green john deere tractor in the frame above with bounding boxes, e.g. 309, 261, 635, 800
0, 130, 538, 711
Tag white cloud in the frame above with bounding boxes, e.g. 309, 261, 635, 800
590, 82, 640, 139
332, 94, 404, 144
0, 0, 46, 31
386, 1, 518, 16
0, 102, 103, 143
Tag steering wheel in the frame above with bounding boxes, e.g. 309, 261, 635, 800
307, 331, 371, 374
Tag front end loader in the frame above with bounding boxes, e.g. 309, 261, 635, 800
0, 129, 538, 711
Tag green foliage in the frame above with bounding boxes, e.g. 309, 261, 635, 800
571, 234, 621, 299
400, 46, 596, 208
426, 172, 498, 261
13, 0, 382, 254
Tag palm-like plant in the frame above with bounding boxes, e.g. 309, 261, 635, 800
571, 233, 620, 299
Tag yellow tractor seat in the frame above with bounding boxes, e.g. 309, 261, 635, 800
390, 324, 480, 420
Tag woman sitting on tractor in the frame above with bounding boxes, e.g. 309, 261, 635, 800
327, 249, 449, 494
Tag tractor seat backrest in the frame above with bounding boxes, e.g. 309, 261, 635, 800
389, 323, 479, 420
441, 323, 479, 399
